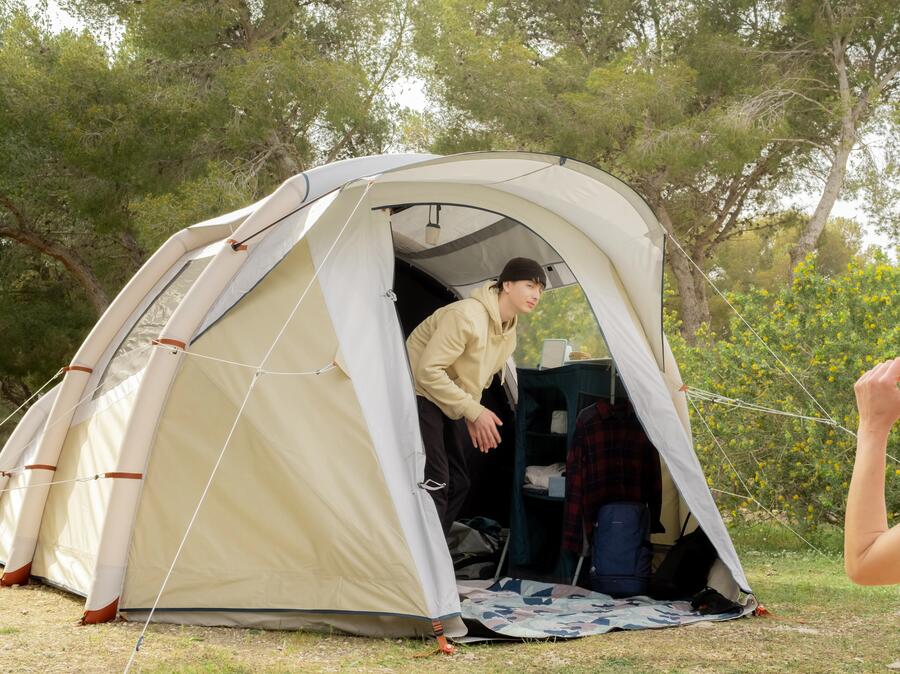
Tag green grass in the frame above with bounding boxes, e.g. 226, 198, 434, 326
0, 529, 898, 672
728, 520, 845, 555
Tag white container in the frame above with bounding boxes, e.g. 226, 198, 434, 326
548, 476, 566, 498
550, 410, 567, 435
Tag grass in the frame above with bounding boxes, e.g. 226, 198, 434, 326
0, 529, 898, 673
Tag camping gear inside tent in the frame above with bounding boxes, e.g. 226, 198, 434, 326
0, 152, 756, 640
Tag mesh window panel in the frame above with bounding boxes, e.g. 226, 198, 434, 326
92, 258, 211, 399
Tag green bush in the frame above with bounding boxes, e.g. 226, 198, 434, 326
670, 257, 900, 528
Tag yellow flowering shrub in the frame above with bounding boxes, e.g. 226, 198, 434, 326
669, 256, 900, 527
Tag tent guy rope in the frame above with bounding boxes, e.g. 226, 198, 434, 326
0, 343, 157, 475
0, 472, 127, 496
0, 370, 61, 429
123, 180, 374, 674
688, 396, 828, 557
152, 343, 337, 376
666, 234, 843, 428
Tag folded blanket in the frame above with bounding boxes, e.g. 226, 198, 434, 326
524, 462, 565, 490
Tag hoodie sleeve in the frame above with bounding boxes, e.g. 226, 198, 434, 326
414, 308, 486, 422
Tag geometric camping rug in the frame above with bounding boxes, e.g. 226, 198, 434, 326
457, 578, 755, 640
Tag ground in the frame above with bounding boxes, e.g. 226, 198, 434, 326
1, 545, 898, 673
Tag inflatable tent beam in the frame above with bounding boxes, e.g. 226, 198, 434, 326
0, 225, 234, 588
81, 177, 307, 623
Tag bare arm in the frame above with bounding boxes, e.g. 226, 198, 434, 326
844, 357, 900, 585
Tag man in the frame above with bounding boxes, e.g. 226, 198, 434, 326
407, 257, 546, 534
844, 356, 900, 585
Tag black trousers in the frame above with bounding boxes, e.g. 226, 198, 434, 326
416, 396, 471, 535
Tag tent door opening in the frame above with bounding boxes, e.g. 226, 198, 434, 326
388, 207, 672, 595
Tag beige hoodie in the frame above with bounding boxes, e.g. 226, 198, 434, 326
406, 282, 517, 422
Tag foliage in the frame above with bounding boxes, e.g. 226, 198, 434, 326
706, 214, 872, 331
669, 257, 900, 527
409, 0, 834, 336
0, 1, 409, 412
514, 285, 610, 368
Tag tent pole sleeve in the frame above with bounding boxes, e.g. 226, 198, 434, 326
83, 209, 267, 619
0, 229, 218, 589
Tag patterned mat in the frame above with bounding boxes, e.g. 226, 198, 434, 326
458, 578, 754, 639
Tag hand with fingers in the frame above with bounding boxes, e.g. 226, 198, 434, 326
465, 409, 503, 453
853, 356, 900, 435
844, 356, 900, 586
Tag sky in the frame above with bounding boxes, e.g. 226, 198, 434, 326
22, 0, 897, 256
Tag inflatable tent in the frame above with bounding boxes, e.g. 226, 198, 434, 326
0, 152, 752, 637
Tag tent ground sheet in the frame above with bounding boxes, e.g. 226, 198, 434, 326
457, 578, 754, 640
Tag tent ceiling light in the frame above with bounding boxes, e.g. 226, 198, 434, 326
425, 204, 441, 245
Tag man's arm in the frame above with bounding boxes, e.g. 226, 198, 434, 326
844, 357, 900, 585
415, 310, 503, 451
415, 309, 485, 422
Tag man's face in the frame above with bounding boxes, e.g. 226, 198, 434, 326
504, 279, 543, 314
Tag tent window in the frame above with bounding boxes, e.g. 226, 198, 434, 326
92, 258, 211, 399
513, 285, 610, 368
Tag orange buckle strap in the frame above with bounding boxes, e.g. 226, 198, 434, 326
103, 472, 143, 480
61, 365, 93, 375
413, 620, 456, 657
432, 619, 455, 655
25, 464, 57, 472
151, 338, 187, 350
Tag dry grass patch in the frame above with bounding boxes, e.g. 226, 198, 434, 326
0, 551, 898, 673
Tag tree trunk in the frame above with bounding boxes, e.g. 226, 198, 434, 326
1, 377, 33, 409
119, 228, 147, 271
789, 22, 857, 276
668, 248, 712, 343
652, 199, 712, 343
789, 132, 854, 274
0, 194, 110, 316
0, 224, 110, 317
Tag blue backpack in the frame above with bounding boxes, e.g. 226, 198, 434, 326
589, 502, 652, 597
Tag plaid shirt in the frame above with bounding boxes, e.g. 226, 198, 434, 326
562, 399, 664, 552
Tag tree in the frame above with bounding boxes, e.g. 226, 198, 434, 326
780, 0, 900, 272
706, 212, 872, 330
411, 0, 820, 341
669, 256, 899, 527
0, 0, 412, 415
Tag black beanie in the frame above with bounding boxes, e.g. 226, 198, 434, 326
495, 257, 547, 289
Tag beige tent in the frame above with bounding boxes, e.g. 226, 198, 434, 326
0, 152, 752, 637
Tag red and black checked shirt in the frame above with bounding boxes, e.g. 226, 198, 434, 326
561, 399, 664, 552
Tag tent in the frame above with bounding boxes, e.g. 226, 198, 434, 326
0, 152, 753, 638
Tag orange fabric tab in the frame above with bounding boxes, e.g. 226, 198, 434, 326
679, 384, 688, 392
436, 635, 455, 655
0, 562, 31, 587
25, 464, 56, 471
152, 338, 187, 350
103, 472, 143, 480
227, 238, 248, 251
81, 598, 119, 624
62, 365, 93, 374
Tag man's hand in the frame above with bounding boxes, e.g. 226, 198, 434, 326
854, 357, 900, 435
465, 409, 503, 453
